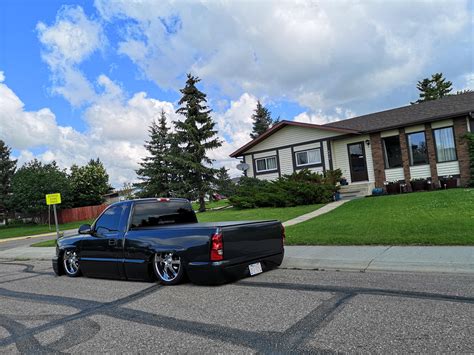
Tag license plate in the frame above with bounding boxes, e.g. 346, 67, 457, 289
248, 262, 263, 276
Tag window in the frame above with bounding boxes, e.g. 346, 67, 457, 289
469, 117, 474, 133
130, 201, 197, 229
382, 136, 402, 169
255, 156, 277, 172
434, 127, 457, 162
407, 132, 428, 165
295, 149, 321, 167
94, 206, 123, 234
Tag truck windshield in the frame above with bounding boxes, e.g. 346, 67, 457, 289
130, 201, 197, 229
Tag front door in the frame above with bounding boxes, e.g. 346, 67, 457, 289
80, 204, 125, 278
347, 142, 368, 182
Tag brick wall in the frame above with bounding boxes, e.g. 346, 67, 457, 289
453, 116, 470, 186
369, 132, 385, 188
398, 128, 411, 186
424, 124, 439, 185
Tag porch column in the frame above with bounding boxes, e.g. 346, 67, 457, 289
453, 116, 471, 186
398, 128, 412, 189
424, 123, 439, 185
369, 132, 385, 188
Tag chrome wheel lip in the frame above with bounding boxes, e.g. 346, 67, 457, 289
63, 250, 79, 275
154, 252, 181, 282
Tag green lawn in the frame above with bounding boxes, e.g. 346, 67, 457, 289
31, 239, 57, 247
0, 219, 93, 240
197, 204, 323, 223
286, 188, 474, 245
192, 199, 231, 210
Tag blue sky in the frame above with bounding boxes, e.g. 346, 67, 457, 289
0, 0, 472, 187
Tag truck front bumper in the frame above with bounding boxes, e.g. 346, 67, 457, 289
186, 251, 284, 285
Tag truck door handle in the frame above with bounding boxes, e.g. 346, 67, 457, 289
109, 239, 117, 246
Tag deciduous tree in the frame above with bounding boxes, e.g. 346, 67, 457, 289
0, 140, 17, 223
69, 159, 111, 207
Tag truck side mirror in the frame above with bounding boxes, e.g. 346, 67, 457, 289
78, 224, 92, 235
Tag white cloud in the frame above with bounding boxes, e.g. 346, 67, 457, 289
294, 107, 356, 125
37, 6, 105, 106
94, 0, 470, 110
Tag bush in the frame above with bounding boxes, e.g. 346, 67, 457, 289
230, 169, 339, 209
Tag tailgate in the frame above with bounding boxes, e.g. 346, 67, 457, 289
221, 221, 283, 263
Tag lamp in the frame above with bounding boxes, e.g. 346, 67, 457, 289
365, 139, 370, 146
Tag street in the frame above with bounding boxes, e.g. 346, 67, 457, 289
0, 261, 472, 353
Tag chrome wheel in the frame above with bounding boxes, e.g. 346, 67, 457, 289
63, 250, 80, 277
154, 252, 182, 283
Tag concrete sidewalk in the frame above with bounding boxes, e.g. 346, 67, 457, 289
283, 200, 348, 227
1, 245, 472, 274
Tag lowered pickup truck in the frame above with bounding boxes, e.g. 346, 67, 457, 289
53, 198, 285, 285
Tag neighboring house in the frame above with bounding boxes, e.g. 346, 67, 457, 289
230, 92, 474, 195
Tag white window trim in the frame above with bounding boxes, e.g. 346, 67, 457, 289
255, 156, 278, 173
295, 149, 321, 167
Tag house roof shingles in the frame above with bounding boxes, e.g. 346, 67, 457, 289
230, 92, 474, 157
324, 92, 474, 132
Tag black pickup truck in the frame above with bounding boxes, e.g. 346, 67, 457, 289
53, 198, 285, 285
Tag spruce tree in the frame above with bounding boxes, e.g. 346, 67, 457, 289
412, 73, 452, 104
250, 101, 274, 139
214, 167, 235, 197
136, 110, 172, 197
0, 140, 17, 224
174, 74, 222, 212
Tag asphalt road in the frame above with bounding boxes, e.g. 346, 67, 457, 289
0, 261, 472, 353
0, 229, 77, 251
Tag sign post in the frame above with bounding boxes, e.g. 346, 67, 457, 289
46, 193, 62, 239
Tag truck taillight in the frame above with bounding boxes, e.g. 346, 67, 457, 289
210, 231, 223, 261
157, 198, 170, 202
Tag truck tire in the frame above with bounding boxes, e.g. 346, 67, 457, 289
62, 250, 81, 277
153, 252, 184, 285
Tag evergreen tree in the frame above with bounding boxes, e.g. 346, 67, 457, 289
250, 101, 275, 139
412, 73, 452, 104
69, 158, 111, 207
174, 74, 222, 212
136, 110, 173, 197
0, 140, 17, 223
214, 167, 235, 197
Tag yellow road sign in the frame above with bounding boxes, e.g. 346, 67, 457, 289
46, 193, 62, 205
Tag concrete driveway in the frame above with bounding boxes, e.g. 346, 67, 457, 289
0, 260, 472, 353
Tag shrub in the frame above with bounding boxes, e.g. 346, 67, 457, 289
466, 133, 474, 187
230, 169, 338, 209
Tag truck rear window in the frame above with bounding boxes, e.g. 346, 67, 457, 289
130, 201, 197, 229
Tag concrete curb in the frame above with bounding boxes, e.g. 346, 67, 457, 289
1, 245, 473, 275
281, 246, 474, 274
0, 232, 58, 243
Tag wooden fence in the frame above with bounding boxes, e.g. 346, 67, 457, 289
57, 204, 107, 224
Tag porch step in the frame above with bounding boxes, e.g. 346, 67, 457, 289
339, 183, 372, 198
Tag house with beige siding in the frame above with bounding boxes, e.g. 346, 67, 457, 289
230, 92, 474, 197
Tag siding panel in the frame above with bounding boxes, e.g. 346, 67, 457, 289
279, 148, 293, 175
258, 172, 279, 181
409, 164, 431, 179
431, 119, 453, 129
385, 168, 404, 182
244, 155, 254, 177
246, 126, 343, 153
436, 161, 460, 176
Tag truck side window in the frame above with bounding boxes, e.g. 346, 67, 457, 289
130, 202, 197, 229
95, 206, 123, 234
